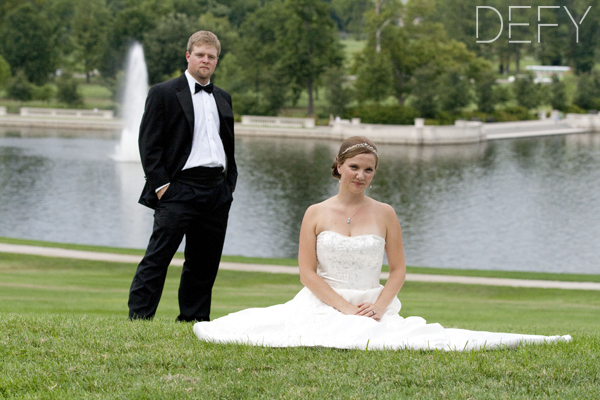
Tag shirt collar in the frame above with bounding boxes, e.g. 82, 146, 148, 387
185, 70, 211, 94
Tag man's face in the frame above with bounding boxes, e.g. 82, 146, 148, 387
186, 43, 219, 85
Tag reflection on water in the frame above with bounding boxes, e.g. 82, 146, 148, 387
1, 128, 599, 274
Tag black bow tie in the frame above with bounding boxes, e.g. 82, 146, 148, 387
195, 82, 214, 94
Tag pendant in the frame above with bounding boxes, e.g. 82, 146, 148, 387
347, 219, 351, 224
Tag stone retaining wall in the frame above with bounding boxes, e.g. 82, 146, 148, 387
1, 108, 595, 144
241, 115, 315, 128
20, 107, 114, 119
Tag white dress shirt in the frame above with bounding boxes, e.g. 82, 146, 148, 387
156, 72, 227, 193
182, 70, 227, 171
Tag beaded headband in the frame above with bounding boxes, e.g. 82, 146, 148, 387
341, 143, 379, 158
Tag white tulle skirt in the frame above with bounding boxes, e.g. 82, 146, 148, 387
193, 286, 571, 351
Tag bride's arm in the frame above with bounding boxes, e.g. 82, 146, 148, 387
356, 204, 406, 318
298, 206, 358, 315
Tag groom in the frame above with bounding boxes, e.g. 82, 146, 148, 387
128, 31, 237, 322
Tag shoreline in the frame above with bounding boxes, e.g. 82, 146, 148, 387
0, 113, 596, 144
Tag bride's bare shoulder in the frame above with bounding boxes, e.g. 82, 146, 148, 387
369, 198, 395, 212
305, 197, 336, 216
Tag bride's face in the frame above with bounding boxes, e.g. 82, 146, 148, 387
337, 153, 377, 192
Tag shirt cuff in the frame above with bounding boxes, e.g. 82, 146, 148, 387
155, 183, 170, 193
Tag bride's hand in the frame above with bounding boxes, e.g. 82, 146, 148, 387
339, 303, 359, 316
356, 302, 383, 321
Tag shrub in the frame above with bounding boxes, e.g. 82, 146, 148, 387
56, 73, 83, 106
563, 104, 587, 114
493, 106, 535, 122
493, 83, 513, 106
232, 92, 277, 116
346, 104, 419, 125
6, 70, 32, 101
31, 84, 56, 102
549, 74, 567, 111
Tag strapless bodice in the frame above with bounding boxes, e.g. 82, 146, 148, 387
316, 231, 385, 290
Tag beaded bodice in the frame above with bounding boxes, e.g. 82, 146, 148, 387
316, 231, 385, 290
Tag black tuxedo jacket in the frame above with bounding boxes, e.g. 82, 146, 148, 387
138, 74, 237, 209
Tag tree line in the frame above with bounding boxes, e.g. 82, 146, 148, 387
1, 0, 600, 122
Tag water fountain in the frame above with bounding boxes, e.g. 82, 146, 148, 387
113, 42, 148, 162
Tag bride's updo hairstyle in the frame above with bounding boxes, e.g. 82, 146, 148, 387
331, 136, 379, 179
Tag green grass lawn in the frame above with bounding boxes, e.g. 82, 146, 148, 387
0, 82, 115, 113
2, 314, 595, 399
3, 236, 599, 283
1, 240, 599, 398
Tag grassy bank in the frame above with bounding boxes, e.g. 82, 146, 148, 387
2, 251, 599, 331
2, 314, 596, 399
1, 239, 599, 398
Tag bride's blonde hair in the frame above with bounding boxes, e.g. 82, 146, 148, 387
331, 136, 379, 179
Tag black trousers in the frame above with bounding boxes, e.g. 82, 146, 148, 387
128, 167, 233, 322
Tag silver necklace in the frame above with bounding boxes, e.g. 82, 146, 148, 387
337, 196, 365, 224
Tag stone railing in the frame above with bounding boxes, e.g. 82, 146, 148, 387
332, 118, 485, 145
241, 115, 315, 128
236, 110, 586, 144
564, 113, 600, 132
0, 106, 6, 116
20, 107, 114, 119
482, 118, 564, 135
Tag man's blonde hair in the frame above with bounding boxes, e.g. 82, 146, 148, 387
187, 31, 221, 56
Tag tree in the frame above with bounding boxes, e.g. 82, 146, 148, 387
475, 71, 498, 114
220, 2, 291, 115
173, 0, 230, 19
468, 57, 497, 114
102, 0, 175, 78
323, 65, 354, 117
330, 0, 368, 38
0, 4, 56, 85
574, 71, 600, 110
568, 2, 599, 74
409, 65, 438, 119
353, 0, 490, 109
72, 0, 111, 82
513, 72, 541, 110
277, 0, 344, 116
438, 68, 472, 114
0, 0, 45, 33
0, 55, 10, 89
43, 0, 79, 71
197, 12, 238, 61
353, 49, 394, 103
143, 13, 197, 84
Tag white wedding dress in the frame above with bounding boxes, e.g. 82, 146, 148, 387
193, 231, 571, 350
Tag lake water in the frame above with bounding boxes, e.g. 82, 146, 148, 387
1, 127, 599, 275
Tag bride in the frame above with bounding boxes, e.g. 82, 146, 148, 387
194, 136, 571, 350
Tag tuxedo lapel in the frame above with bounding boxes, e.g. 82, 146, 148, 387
175, 75, 194, 135
213, 87, 233, 140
